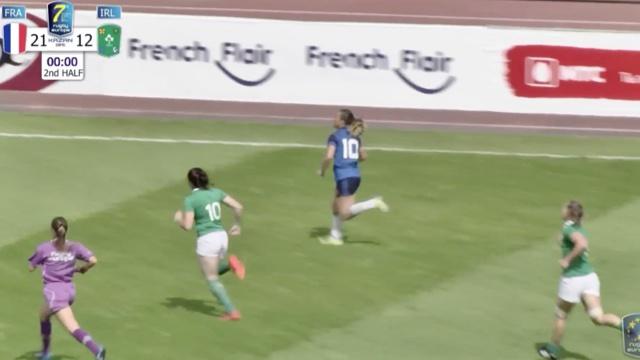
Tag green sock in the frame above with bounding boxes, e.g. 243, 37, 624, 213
208, 280, 235, 313
547, 342, 560, 355
218, 259, 230, 275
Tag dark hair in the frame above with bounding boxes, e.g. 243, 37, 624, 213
187, 167, 210, 189
348, 118, 365, 137
566, 200, 584, 224
338, 109, 355, 126
51, 216, 68, 239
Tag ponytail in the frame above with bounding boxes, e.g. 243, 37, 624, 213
348, 118, 365, 137
51, 216, 68, 240
338, 109, 355, 126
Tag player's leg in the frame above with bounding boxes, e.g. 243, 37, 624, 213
55, 307, 105, 359
538, 299, 574, 359
582, 295, 621, 328
551, 299, 574, 347
348, 196, 389, 217
38, 303, 52, 359
219, 230, 245, 280
330, 190, 343, 239
336, 194, 356, 220
198, 254, 240, 319
337, 178, 388, 220
581, 273, 621, 329
539, 275, 583, 359
320, 190, 346, 245
197, 232, 239, 317
217, 255, 245, 280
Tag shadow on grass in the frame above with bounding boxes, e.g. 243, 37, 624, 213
309, 226, 381, 246
534, 342, 592, 360
162, 297, 221, 317
15, 351, 77, 360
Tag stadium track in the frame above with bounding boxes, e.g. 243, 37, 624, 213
2, 0, 640, 135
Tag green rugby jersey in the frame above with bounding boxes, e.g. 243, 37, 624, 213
183, 188, 227, 237
561, 220, 594, 277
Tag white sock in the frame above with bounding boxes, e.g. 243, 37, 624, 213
350, 199, 377, 216
330, 215, 342, 239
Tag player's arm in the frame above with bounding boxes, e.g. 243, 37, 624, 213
76, 256, 98, 274
28, 250, 43, 272
319, 144, 336, 177
223, 195, 243, 236
359, 145, 367, 162
174, 210, 195, 231
560, 232, 589, 269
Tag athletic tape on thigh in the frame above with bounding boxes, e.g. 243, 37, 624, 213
588, 307, 603, 319
555, 306, 568, 319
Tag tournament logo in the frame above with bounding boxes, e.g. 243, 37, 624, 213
97, 24, 121, 57
47, 1, 74, 37
623, 313, 640, 358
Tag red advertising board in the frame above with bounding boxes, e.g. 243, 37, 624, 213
506, 45, 640, 100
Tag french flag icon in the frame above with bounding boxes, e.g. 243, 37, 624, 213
2, 23, 27, 55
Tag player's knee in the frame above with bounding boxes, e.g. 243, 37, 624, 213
555, 306, 568, 320
588, 307, 604, 325
39, 311, 50, 322
338, 210, 351, 221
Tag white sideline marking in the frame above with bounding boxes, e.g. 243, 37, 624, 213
9, 1, 640, 27
2, 132, 640, 161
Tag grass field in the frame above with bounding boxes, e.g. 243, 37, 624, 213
1, 112, 640, 360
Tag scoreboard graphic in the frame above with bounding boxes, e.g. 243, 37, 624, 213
0, 2, 122, 81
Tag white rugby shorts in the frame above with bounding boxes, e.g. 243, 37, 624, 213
557, 272, 600, 303
196, 231, 228, 258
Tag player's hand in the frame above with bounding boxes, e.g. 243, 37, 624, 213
559, 258, 570, 269
317, 169, 324, 177
75, 267, 88, 274
173, 210, 183, 223
229, 224, 241, 236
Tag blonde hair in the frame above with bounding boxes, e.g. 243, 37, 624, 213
566, 200, 584, 224
348, 118, 365, 137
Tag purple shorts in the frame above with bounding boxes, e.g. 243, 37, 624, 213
43, 283, 75, 313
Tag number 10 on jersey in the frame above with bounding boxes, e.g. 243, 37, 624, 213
342, 139, 359, 160
205, 202, 222, 221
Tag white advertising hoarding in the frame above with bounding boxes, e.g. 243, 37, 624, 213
2, 11, 640, 117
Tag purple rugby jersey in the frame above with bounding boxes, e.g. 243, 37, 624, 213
28, 240, 93, 284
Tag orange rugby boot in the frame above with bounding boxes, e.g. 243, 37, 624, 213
220, 310, 242, 321
229, 255, 246, 280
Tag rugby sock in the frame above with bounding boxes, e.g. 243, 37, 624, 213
72, 329, 100, 356
218, 258, 231, 275
547, 342, 560, 355
350, 199, 378, 216
40, 320, 51, 354
208, 279, 235, 313
330, 215, 342, 239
